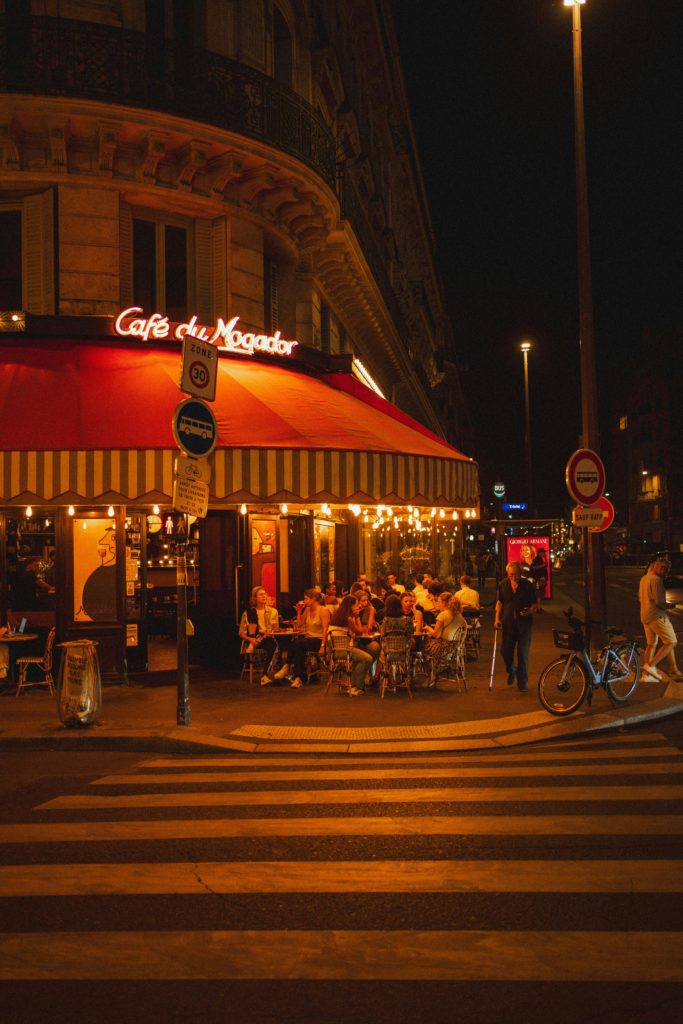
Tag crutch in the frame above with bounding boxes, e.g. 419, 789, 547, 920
488, 625, 499, 692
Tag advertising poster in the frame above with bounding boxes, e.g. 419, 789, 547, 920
505, 535, 552, 600
73, 518, 117, 621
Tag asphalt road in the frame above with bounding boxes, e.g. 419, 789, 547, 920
553, 566, 683, 641
1, 728, 683, 1024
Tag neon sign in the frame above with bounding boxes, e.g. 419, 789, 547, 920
114, 308, 298, 357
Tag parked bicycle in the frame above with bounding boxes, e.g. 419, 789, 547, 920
538, 608, 641, 716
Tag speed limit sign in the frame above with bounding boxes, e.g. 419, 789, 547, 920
179, 334, 217, 401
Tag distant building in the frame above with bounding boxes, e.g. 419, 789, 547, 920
607, 331, 682, 557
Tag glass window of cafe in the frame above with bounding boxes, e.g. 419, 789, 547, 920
4, 512, 56, 617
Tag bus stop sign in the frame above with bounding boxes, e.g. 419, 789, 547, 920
565, 447, 605, 506
172, 398, 218, 458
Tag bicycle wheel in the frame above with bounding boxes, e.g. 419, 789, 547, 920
605, 643, 640, 704
538, 655, 588, 716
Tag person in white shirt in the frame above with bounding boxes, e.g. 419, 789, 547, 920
385, 572, 405, 594
238, 586, 286, 686
454, 574, 480, 614
639, 558, 683, 682
412, 572, 436, 613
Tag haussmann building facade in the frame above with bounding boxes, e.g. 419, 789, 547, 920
0, 0, 478, 680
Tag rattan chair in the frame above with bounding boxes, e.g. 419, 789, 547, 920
425, 626, 467, 691
15, 627, 56, 696
324, 632, 353, 695
239, 640, 270, 686
379, 632, 413, 699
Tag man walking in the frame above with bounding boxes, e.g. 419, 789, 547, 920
639, 557, 683, 682
494, 561, 537, 692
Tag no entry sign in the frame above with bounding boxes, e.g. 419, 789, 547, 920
565, 448, 605, 506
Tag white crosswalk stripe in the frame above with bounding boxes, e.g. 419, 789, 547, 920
1, 731, 682, 992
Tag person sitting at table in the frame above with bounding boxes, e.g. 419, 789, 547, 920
427, 592, 467, 641
328, 595, 376, 695
281, 589, 331, 688
323, 582, 340, 607
0, 626, 10, 679
412, 572, 436, 614
354, 589, 377, 634
454, 574, 480, 618
381, 594, 415, 639
400, 590, 425, 636
238, 586, 288, 686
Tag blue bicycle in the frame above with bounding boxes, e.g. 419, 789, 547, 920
538, 608, 641, 717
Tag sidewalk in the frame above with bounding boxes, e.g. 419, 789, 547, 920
1, 588, 682, 754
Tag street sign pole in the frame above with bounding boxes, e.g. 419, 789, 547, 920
176, 514, 190, 727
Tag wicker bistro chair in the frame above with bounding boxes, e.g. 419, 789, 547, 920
324, 632, 354, 695
424, 626, 468, 691
239, 640, 270, 686
465, 616, 481, 660
15, 627, 57, 696
379, 632, 413, 700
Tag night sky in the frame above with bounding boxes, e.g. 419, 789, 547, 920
392, 0, 682, 516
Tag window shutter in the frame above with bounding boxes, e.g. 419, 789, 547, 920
119, 201, 133, 307
194, 218, 213, 323
23, 190, 55, 314
212, 217, 228, 319
270, 261, 279, 331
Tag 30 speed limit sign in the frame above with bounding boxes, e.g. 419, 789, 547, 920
179, 334, 217, 401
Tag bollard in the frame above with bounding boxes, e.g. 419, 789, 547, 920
56, 640, 102, 727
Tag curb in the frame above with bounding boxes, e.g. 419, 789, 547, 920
2, 691, 681, 755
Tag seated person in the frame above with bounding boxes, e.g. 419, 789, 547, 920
428, 592, 467, 641
381, 594, 415, 638
238, 586, 287, 686
328, 595, 376, 695
323, 582, 340, 606
279, 589, 330, 688
354, 590, 377, 634
384, 571, 405, 594
412, 572, 436, 613
454, 574, 481, 618
400, 590, 425, 636
0, 626, 10, 679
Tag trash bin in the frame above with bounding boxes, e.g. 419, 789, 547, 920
57, 640, 102, 727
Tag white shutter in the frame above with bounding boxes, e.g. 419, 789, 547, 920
23, 190, 55, 314
119, 200, 133, 307
212, 216, 229, 319
194, 218, 213, 323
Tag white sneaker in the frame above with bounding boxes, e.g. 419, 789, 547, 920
642, 664, 663, 681
290, 677, 303, 688
273, 663, 290, 680
260, 675, 272, 686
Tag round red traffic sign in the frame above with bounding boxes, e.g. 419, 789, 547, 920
189, 360, 210, 390
588, 495, 615, 533
565, 448, 605, 506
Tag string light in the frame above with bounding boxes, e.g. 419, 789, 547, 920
26, 506, 33, 518
240, 503, 247, 515
68, 505, 75, 516
107, 505, 115, 517
280, 503, 288, 515
152, 504, 160, 515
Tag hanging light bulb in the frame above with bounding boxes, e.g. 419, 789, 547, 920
108, 505, 115, 517
68, 505, 75, 516
280, 503, 288, 515
452, 510, 459, 520
240, 503, 247, 515
152, 504, 160, 515
26, 506, 33, 518
430, 507, 436, 518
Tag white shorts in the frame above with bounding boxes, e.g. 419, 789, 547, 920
644, 616, 678, 647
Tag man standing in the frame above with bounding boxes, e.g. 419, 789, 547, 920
639, 557, 683, 682
494, 561, 537, 692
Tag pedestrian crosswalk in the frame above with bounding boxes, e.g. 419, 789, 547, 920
1, 731, 682, 1007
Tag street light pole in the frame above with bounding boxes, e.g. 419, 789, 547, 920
520, 340, 533, 515
565, 0, 605, 637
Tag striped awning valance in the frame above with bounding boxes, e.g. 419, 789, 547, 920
0, 448, 479, 508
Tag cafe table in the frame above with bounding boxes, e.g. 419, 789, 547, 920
0, 632, 40, 690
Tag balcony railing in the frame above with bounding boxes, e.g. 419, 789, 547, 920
0, 15, 336, 189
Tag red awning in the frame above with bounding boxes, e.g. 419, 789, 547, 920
0, 338, 479, 506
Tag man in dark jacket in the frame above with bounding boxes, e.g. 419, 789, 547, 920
494, 561, 537, 691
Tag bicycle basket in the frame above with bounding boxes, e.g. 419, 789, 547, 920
552, 629, 583, 651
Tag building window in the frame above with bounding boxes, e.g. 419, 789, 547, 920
0, 210, 22, 309
133, 218, 189, 322
264, 257, 279, 332
619, 415, 628, 431
273, 5, 293, 87
320, 302, 330, 354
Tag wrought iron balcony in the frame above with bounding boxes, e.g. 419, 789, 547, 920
0, 14, 336, 189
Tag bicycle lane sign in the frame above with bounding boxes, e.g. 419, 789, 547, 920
172, 397, 218, 458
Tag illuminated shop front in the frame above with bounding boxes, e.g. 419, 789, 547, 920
0, 314, 479, 679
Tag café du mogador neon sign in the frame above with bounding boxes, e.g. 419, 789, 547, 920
114, 307, 298, 357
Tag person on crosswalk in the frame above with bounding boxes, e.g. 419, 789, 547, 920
639, 557, 683, 682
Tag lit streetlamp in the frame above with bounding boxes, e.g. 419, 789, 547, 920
564, 0, 605, 637
520, 340, 533, 514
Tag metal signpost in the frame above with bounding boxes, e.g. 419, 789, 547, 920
172, 356, 219, 727
566, 448, 606, 649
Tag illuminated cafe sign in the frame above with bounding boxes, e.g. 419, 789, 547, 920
114, 307, 298, 358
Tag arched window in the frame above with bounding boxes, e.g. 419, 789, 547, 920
273, 5, 293, 87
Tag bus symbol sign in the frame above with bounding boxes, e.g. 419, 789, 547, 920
172, 398, 218, 458
565, 448, 605, 506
